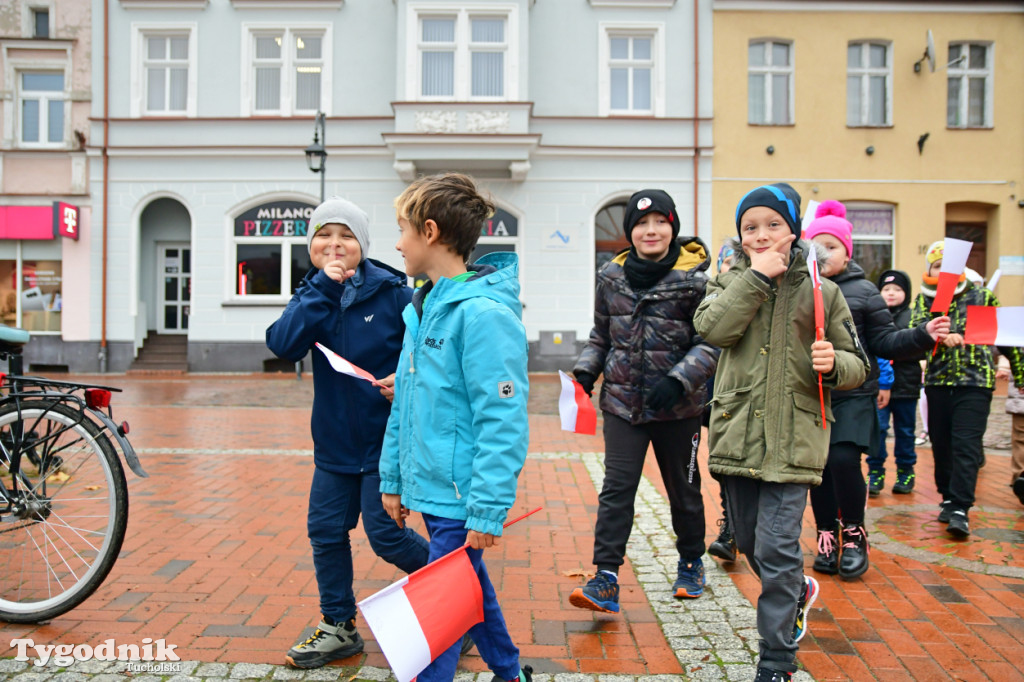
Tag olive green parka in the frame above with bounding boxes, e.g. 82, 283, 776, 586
694, 241, 869, 486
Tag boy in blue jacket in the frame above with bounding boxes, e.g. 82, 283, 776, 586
380, 173, 532, 682
266, 197, 429, 669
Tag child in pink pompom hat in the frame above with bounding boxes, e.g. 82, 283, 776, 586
804, 198, 949, 581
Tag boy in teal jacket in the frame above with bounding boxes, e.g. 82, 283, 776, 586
379, 173, 532, 682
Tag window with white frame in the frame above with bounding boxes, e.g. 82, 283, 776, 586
847, 41, 891, 127
947, 42, 992, 129
416, 11, 509, 100
145, 34, 189, 114
244, 26, 329, 115
748, 40, 793, 125
598, 23, 664, 117
846, 202, 894, 285
18, 71, 65, 147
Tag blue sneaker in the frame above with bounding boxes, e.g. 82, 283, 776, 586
673, 557, 705, 598
569, 571, 619, 613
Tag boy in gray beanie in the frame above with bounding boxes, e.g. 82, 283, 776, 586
268, 196, 431, 669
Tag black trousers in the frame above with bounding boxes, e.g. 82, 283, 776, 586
926, 386, 992, 512
809, 441, 866, 529
593, 413, 705, 571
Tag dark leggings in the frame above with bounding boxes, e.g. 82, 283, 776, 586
809, 441, 866, 529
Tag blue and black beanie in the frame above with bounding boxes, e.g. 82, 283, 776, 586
734, 183, 802, 240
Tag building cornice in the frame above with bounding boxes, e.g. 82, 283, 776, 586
713, 1, 1024, 13
230, 0, 343, 8
119, 0, 210, 8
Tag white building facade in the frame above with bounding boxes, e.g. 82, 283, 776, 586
67, 0, 713, 373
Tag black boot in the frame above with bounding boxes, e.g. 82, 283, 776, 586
708, 516, 736, 563
812, 525, 839, 575
838, 523, 869, 580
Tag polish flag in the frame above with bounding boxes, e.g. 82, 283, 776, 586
358, 546, 484, 682
315, 342, 388, 389
558, 370, 597, 435
965, 306, 1024, 347
930, 238, 973, 313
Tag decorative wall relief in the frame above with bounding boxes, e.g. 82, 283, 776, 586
466, 111, 510, 133
415, 111, 457, 133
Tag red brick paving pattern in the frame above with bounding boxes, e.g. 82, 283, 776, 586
1, 373, 1022, 681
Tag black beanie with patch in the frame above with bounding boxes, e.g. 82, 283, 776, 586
622, 189, 680, 244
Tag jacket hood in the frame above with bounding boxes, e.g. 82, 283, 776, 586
830, 258, 866, 284
610, 235, 711, 273
411, 251, 522, 318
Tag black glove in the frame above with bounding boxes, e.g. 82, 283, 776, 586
574, 371, 596, 397
647, 376, 685, 411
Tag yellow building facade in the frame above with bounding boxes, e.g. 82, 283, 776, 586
712, 0, 1024, 305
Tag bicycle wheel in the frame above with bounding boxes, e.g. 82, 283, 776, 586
0, 401, 128, 623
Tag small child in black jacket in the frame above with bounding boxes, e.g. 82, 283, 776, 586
866, 270, 922, 496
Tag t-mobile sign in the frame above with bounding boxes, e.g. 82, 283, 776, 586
53, 202, 79, 240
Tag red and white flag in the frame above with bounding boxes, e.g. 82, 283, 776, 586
315, 343, 389, 391
965, 306, 1024, 347
931, 238, 973, 313
358, 546, 484, 682
558, 370, 597, 435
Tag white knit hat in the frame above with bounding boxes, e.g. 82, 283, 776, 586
307, 197, 370, 261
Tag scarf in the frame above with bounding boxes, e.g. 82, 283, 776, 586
920, 271, 967, 299
623, 240, 681, 291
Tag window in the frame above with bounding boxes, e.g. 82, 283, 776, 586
32, 9, 49, 38
0, 258, 63, 335
245, 27, 329, 115
609, 34, 652, 113
131, 24, 197, 117
598, 23, 664, 117
847, 42, 891, 127
748, 40, 793, 125
947, 43, 992, 129
846, 203, 894, 285
19, 71, 65, 147
594, 200, 628, 271
145, 34, 189, 114
416, 11, 509, 100
232, 200, 316, 299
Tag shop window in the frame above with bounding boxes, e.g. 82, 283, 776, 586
0, 259, 62, 333
232, 200, 315, 300
846, 203, 894, 285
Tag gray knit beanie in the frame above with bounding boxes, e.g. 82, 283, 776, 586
307, 197, 370, 261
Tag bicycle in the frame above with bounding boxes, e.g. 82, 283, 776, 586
0, 325, 147, 623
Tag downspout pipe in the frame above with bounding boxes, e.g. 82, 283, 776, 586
99, 0, 110, 372
692, 0, 701, 238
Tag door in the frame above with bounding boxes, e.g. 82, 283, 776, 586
157, 243, 190, 334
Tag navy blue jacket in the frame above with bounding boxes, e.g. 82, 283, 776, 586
266, 259, 413, 474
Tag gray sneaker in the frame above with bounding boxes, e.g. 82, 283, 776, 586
285, 617, 364, 669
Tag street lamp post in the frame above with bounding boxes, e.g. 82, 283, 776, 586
297, 112, 328, 379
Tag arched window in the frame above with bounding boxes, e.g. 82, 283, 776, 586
595, 200, 629, 271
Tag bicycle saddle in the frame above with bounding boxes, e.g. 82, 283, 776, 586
0, 325, 31, 350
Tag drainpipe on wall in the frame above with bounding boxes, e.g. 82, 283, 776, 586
98, 0, 110, 373
692, 0, 700, 237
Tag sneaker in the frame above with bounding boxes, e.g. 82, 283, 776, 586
915, 433, 929, 446
892, 468, 915, 494
673, 557, 706, 598
812, 528, 839, 575
708, 517, 737, 563
838, 524, 869, 580
868, 469, 884, 497
460, 633, 475, 656
1014, 476, 1024, 506
937, 500, 952, 523
947, 510, 970, 538
569, 571, 620, 613
490, 665, 533, 682
285, 617, 364, 669
793, 575, 820, 643
753, 668, 793, 682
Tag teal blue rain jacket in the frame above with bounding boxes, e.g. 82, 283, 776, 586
379, 252, 529, 536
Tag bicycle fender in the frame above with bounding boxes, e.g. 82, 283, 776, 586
88, 408, 149, 478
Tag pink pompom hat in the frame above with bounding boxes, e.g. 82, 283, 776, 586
804, 199, 853, 257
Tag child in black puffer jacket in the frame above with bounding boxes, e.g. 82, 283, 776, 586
866, 270, 922, 496
804, 201, 948, 581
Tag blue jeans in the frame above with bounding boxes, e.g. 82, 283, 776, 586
307, 468, 429, 622
418, 514, 520, 682
868, 398, 918, 470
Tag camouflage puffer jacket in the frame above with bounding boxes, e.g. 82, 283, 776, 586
909, 281, 1024, 389
574, 237, 720, 424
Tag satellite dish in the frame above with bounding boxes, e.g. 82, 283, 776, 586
915, 29, 936, 73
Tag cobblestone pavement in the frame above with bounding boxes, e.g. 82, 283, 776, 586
1, 374, 1021, 682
